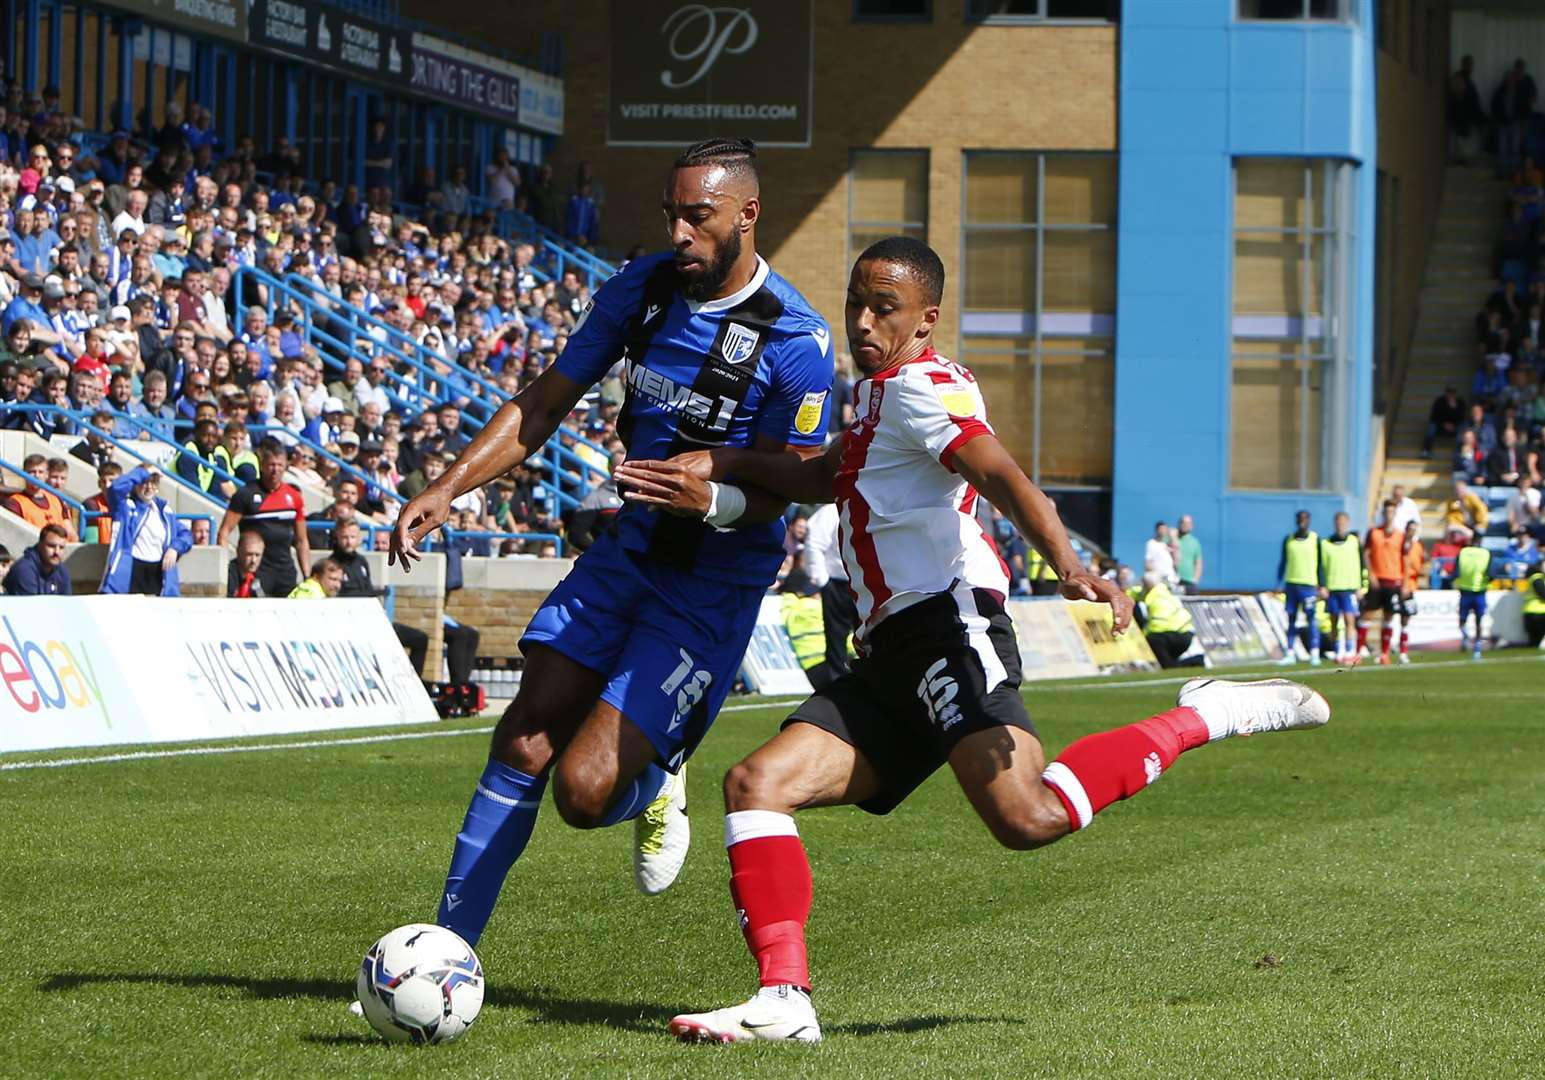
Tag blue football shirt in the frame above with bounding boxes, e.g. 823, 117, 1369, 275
556, 251, 833, 585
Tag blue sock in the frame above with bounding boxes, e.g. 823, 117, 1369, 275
437, 758, 546, 947
1306, 605, 1321, 653
598, 763, 669, 827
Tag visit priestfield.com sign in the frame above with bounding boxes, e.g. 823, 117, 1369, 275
608, 0, 813, 147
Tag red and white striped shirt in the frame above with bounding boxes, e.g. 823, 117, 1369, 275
835, 348, 1009, 638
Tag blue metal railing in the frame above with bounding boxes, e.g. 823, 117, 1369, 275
0, 403, 243, 506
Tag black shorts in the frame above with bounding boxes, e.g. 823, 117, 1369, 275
785, 588, 1036, 816
1363, 584, 1399, 617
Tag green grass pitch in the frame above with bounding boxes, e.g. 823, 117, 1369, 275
2, 654, 1543, 1078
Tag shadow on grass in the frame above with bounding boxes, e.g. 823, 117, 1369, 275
828, 1014, 1023, 1037
40, 972, 671, 1034
41, 972, 1024, 1040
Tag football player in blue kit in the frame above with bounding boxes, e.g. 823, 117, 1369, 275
388, 138, 834, 948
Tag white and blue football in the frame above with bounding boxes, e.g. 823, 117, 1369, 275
356, 923, 485, 1044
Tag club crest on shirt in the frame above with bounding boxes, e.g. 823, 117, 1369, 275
935, 384, 976, 418
860, 380, 884, 426
794, 390, 827, 435
718, 322, 761, 365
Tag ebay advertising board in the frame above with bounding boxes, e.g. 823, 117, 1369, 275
0, 598, 436, 755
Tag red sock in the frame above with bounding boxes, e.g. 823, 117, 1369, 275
1041, 707, 1210, 831
1380, 626, 1393, 655
1356, 623, 1369, 651
1399, 627, 1410, 654
725, 811, 812, 990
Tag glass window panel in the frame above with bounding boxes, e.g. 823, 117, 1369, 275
964, 232, 1036, 311
1047, 0, 1116, 17
1239, 0, 1309, 18
851, 152, 928, 225
1234, 159, 1306, 230
969, 0, 1040, 17
1038, 345, 1114, 485
966, 155, 1037, 225
961, 340, 1036, 472
1043, 157, 1116, 225
1043, 230, 1116, 314
855, 0, 931, 17
1230, 346, 1325, 490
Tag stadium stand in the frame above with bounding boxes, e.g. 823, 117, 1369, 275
1385, 55, 1544, 586
0, 82, 620, 585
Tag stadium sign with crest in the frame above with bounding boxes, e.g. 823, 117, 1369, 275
608, 0, 813, 148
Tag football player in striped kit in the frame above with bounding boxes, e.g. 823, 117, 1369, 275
620, 237, 1332, 1044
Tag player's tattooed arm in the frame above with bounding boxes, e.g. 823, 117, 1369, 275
617, 435, 842, 515
952, 434, 1134, 634
391, 368, 589, 568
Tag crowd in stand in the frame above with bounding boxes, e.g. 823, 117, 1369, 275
0, 85, 628, 580
1424, 54, 1545, 580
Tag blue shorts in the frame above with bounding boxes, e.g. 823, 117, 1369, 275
1458, 591, 1487, 623
520, 532, 764, 771
1325, 590, 1359, 617
1284, 583, 1318, 614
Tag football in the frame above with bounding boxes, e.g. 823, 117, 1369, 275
356, 923, 485, 1044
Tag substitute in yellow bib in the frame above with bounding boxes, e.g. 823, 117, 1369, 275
1453, 532, 1492, 658
1127, 573, 1202, 669
1319, 511, 1362, 665
1523, 569, 1545, 648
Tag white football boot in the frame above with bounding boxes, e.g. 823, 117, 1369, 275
1177, 677, 1330, 738
634, 763, 690, 895
670, 985, 822, 1044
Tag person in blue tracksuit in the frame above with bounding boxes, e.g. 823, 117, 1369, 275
99, 466, 192, 596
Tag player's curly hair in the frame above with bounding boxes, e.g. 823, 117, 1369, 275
858, 235, 945, 306
673, 137, 758, 182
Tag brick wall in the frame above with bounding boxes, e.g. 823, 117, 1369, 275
398, 0, 1118, 360
445, 589, 549, 661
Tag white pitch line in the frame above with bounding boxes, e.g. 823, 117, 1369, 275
3, 655, 1537, 773
0, 697, 812, 773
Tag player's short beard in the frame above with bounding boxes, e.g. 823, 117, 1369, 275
680, 228, 742, 301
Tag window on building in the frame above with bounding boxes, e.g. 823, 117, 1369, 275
848, 150, 928, 268
854, 0, 932, 20
966, 0, 1119, 24
1230, 158, 1357, 491
1238, 0, 1352, 20
961, 152, 1116, 488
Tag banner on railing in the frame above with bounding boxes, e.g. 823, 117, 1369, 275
1063, 599, 1160, 673
1003, 599, 1099, 680
739, 597, 814, 697
0, 598, 434, 756
1181, 594, 1286, 665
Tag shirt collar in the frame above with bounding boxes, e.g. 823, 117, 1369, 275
684, 255, 769, 315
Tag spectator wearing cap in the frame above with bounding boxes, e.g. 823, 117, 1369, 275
99, 465, 191, 596
3, 523, 71, 596
319, 395, 347, 444
153, 230, 187, 278
5, 274, 58, 343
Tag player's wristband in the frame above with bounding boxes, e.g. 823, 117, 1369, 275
704, 482, 747, 528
